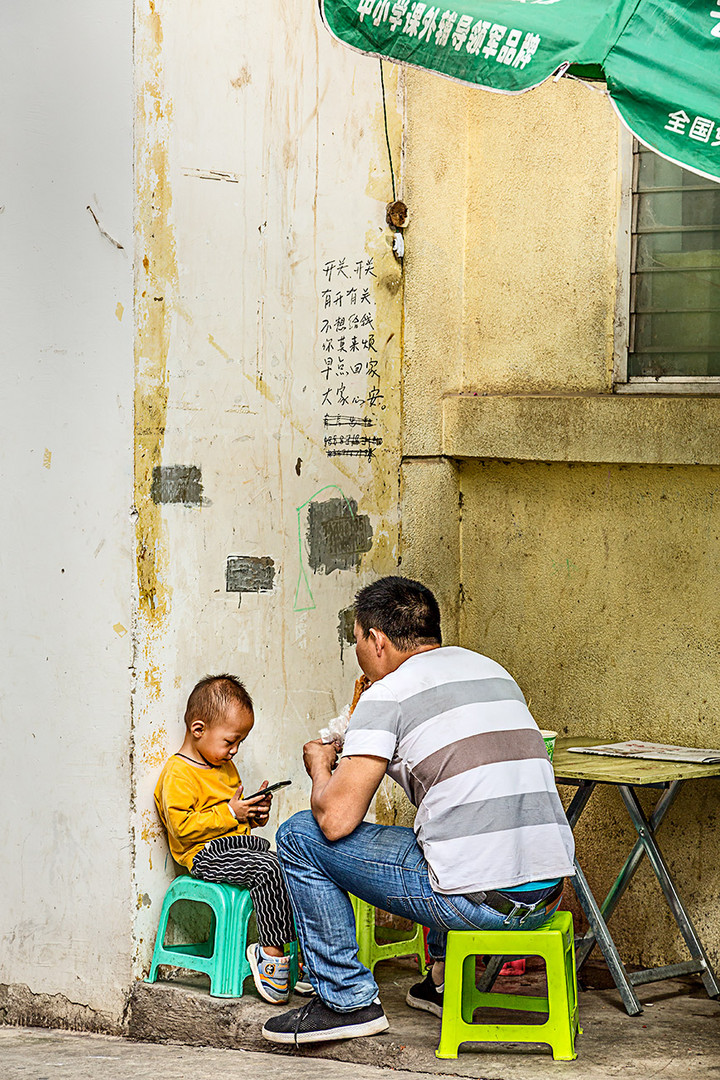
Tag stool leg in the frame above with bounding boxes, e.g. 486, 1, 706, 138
208, 888, 234, 997
544, 932, 578, 1061
288, 939, 299, 989
147, 900, 172, 982
436, 935, 465, 1059
477, 953, 506, 993
461, 952, 479, 1024
353, 897, 377, 972
222, 889, 254, 997
236, 891, 254, 993
352, 896, 425, 973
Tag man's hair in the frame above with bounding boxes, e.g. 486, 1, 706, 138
184, 674, 254, 729
354, 576, 442, 652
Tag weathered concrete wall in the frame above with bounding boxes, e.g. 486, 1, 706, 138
1, 0, 402, 1028
402, 71, 720, 967
459, 459, 720, 967
0, 1, 134, 1022
131, 0, 404, 975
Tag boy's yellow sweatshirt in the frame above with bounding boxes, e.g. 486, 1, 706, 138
154, 755, 250, 869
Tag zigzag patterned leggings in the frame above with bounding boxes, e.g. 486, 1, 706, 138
192, 834, 296, 948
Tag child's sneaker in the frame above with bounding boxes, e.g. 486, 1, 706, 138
293, 959, 315, 996
247, 944, 290, 1004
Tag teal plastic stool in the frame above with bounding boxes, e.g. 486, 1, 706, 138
350, 895, 425, 973
436, 910, 581, 1061
147, 876, 298, 998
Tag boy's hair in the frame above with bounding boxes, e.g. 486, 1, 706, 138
184, 674, 254, 729
354, 576, 442, 652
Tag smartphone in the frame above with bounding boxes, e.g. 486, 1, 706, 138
244, 780, 292, 801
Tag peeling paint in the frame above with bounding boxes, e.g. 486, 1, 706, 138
86, 204, 124, 250
139, 726, 168, 769
134, 0, 176, 624
143, 665, 163, 702
140, 808, 163, 845
231, 66, 252, 90
182, 167, 239, 183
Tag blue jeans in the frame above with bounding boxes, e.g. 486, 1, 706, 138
276, 810, 559, 1012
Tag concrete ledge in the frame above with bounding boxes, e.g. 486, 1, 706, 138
442, 394, 720, 465
0, 982, 124, 1035
125, 962, 720, 1079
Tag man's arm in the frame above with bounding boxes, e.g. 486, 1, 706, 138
303, 740, 388, 842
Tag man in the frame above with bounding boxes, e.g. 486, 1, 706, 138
263, 576, 575, 1045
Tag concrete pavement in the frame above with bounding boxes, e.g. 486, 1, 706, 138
3, 958, 719, 1080
0, 1027, 457, 1080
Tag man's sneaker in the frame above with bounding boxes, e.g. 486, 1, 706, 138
262, 995, 389, 1045
406, 970, 443, 1017
246, 944, 290, 1004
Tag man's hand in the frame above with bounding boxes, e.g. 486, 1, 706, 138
303, 739, 338, 778
229, 782, 272, 825
308, 753, 388, 842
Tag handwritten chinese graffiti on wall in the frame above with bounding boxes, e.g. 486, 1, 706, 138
318, 255, 386, 462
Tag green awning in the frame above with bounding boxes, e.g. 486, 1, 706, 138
319, 0, 720, 183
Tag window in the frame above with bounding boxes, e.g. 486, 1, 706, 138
615, 141, 720, 391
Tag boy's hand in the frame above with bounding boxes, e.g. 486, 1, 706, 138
229, 782, 272, 825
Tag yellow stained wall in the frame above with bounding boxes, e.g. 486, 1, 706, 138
402, 72, 720, 967
460, 461, 720, 968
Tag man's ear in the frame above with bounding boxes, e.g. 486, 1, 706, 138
369, 628, 386, 656
190, 719, 206, 740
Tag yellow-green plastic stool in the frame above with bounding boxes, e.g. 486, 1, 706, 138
350, 895, 425, 973
436, 910, 580, 1062
146, 876, 298, 998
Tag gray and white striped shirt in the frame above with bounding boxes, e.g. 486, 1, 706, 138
343, 646, 575, 895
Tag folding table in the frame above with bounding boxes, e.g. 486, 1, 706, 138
553, 736, 720, 1016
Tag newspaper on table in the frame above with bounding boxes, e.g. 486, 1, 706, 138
567, 741, 720, 765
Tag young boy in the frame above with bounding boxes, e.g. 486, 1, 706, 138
154, 673, 296, 1003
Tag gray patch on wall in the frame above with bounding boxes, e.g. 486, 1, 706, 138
151, 465, 203, 505
338, 606, 356, 663
307, 498, 372, 574
226, 555, 275, 606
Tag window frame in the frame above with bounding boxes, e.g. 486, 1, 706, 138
613, 131, 720, 395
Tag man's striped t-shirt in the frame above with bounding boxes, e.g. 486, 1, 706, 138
343, 646, 575, 895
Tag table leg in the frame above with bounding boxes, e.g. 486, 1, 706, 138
476, 954, 506, 993
565, 780, 596, 829
619, 785, 720, 1002
574, 782, 680, 970
569, 858, 643, 1016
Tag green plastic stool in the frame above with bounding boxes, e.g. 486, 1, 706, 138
146, 876, 297, 998
350, 895, 425, 973
436, 910, 580, 1061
